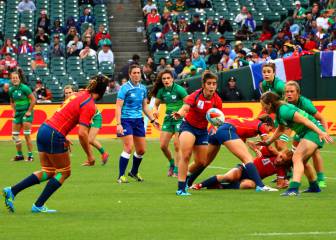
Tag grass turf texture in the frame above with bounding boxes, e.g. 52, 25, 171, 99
1, 139, 336, 240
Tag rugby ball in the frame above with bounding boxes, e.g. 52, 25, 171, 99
206, 108, 225, 126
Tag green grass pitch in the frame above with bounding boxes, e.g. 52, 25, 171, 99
1, 139, 336, 240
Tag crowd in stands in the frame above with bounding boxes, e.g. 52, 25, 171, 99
141, 0, 336, 101
0, 0, 113, 103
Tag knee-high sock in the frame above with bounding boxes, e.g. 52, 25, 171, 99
11, 174, 40, 197
245, 163, 264, 188
119, 151, 131, 178
35, 178, 62, 207
187, 166, 206, 187
130, 152, 143, 175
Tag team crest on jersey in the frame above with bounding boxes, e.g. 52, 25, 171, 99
172, 95, 176, 100
130, 93, 135, 97
197, 100, 204, 109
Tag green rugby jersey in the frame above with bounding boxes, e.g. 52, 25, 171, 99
292, 95, 317, 116
9, 83, 33, 112
156, 83, 188, 114
262, 77, 285, 98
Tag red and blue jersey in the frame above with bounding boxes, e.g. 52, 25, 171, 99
226, 118, 269, 142
253, 147, 286, 179
46, 91, 96, 136
184, 89, 222, 129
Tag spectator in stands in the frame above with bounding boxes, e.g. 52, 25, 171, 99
259, 21, 275, 42
191, 51, 206, 72
282, 43, 294, 58
186, 65, 198, 78
293, 1, 306, 19
205, 17, 217, 34
311, 3, 320, 20
0, 38, 18, 55
146, 56, 155, 70
156, 57, 167, 73
214, 62, 224, 73
172, 58, 183, 75
33, 79, 52, 103
79, 7, 96, 27
207, 45, 222, 66
15, 23, 33, 42
198, 0, 212, 8
162, 16, 177, 35
304, 12, 314, 34
151, 35, 168, 52
34, 43, 48, 62
192, 38, 206, 56
119, 54, 140, 80
169, 34, 182, 52
120, 78, 128, 85
65, 27, 78, 44
98, 44, 114, 64
220, 53, 234, 70
48, 34, 65, 58
143, 0, 157, 16
66, 16, 80, 33
17, 0, 36, 13
303, 33, 318, 50
327, 0, 336, 9
0, 83, 10, 103
178, 57, 194, 78
82, 26, 96, 46
273, 29, 285, 50
162, 0, 174, 21
316, 10, 330, 31
35, 27, 50, 45
142, 64, 154, 85
235, 24, 255, 40
221, 76, 243, 101
172, 0, 188, 15
179, 50, 188, 66
36, 9, 50, 34
265, 43, 278, 60
243, 12, 256, 33
235, 6, 248, 27
217, 16, 233, 34
0, 53, 18, 72
67, 34, 83, 57
79, 44, 97, 59
95, 24, 111, 47
105, 79, 120, 95
31, 52, 47, 71
177, 16, 188, 33
18, 36, 34, 54
50, 18, 66, 35
147, 8, 161, 27
187, 13, 205, 33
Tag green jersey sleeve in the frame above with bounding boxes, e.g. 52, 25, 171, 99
261, 80, 267, 92
299, 96, 317, 116
274, 77, 285, 97
156, 88, 164, 101
22, 84, 33, 96
176, 84, 188, 99
278, 104, 297, 124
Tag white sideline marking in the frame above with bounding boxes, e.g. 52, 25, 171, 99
250, 231, 336, 237
208, 166, 231, 170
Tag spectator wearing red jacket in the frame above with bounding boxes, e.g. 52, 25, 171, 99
94, 24, 111, 46
18, 36, 34, 54
146, 8, 160, 27
0, 38, 18, 55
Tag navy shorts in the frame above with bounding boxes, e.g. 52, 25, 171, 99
208, 123, 240, 145
117, 118, 146, 137
37, 123, 68, 154
179, 121, 208, 145
236, 164, 250, 181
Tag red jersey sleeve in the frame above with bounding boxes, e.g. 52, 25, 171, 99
258, 124, 269, 136
260, 146, 272, 157
184, 90, 199, 106
79, 101, 96, 127
276, 167, 286, 179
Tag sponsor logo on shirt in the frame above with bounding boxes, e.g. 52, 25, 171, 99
197, 100, 204, 109
262, 158, 271, 165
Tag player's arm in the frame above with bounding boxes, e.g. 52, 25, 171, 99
246, 140, 262, 157
293, 112, 333, 143
25, 93, 36, 117
143, 98, 160, 129
313, 111, 328, 131
263, 125, 285, 146
115, 99, 124, 135
276, 176, 288, 189
78, 124, 94, 162
152, 98, 161, 119
172, 103, 190, 120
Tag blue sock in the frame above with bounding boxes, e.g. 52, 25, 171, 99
119, 154, 130, 178
130, 154, 143, 175
309, 181, 320, 191
178, 181, 186, 191
11, 174, 40, 197
245, 162, 265, 188
35, 178, 61, 207
187, 166, 206, 187
201, 176, 219, 188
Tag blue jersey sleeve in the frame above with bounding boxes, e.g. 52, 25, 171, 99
117, 85, 128, 100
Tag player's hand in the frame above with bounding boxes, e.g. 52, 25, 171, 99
152, 109, 159, 119
208, 126, 217, 135
171, 111, 182, 120
255, 140, 270, 146
117, 124, 124, 135
151, 120, 161, 131
254, 149, 262, 158
319, 132, 334, 144
25, 111, 31, 117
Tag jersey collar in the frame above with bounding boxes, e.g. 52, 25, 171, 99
128, 80, 141, 88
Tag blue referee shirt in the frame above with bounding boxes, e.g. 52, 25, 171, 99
117, 80, 147, 119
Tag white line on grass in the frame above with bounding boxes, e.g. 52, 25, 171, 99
208, 166, 231, 170
250, 231, 336, 236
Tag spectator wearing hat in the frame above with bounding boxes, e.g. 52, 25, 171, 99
191, 51, 206, 72
15, 23, 33, 42
187, 14, 205, 33
95, 24, 111, 47
0, 38, 18, 55
217, 16, 233, 34
34, 79, 52, 103
35, 27, 50, 45
172, 0, 188, 14
282, 43, 294, 58
235, 6, 249, 27
293, 1, 306, 19
192, 38, 206, 56
79, 7, 96, 27
48, 34, 65, 58
50, 18, 66, 35
151, 36, 168, 52
198, 0, 211, 8
205, 17, 217, 34
162, 16, 177, 34
31, 52, 47, 71
147, 8, 160, 27
37, 9, 50, 34
220, 76, 243, 101
0, 83, 10, 103
18, 36, 34, 54
177, 16, 188, 33
143, 0, 157, 16
207, 45, 222, 65
17, 0, 36, 13
98, 44, 114, 64
67, 34, 83, 57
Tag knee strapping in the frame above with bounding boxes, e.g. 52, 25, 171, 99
12, 132, 21, 144
279, 134, 289, 142
23, 130, 31, 135
121, 151, 131, 159
134, 152, 144, 159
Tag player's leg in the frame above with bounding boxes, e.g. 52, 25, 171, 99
23, 121, 33, 161
177, 131, 196, 195
12, 122, 24, 161
302, 161, 321, 193
312, 150, 326, 188
117, 135, 133, 183
159, 131, 175, 176
129, 135, 146, 181
275, 128, 291, 151
88, 127, 109, 165
172, 133, 180, 177
186, 144, 209, 186
239, 179, 256, 189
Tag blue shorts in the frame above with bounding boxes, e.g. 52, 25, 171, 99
179, 121, 208, 145
208, 123, 240, 145
37, 123, 68, 154
117, 118, 145, 137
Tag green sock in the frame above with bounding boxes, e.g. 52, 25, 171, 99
173, 166, 178, 174
317, 172, 325, 182
169, 159, 174, 168
17, 151, 23, 156
98, 147, 105, 155
28, 152, 33, 157
289, 181, 301, 189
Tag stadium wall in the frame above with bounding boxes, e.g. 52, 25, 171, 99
1, 101, 336, 140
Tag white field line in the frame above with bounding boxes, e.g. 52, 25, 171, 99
250, 231, 336, 237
